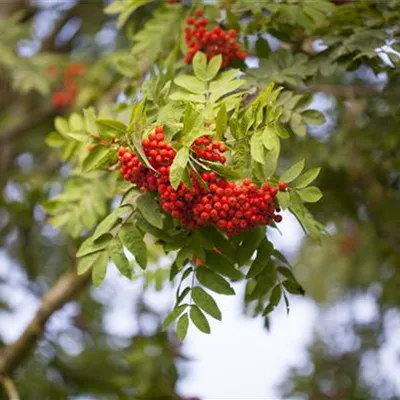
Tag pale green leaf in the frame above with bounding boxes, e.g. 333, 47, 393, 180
192, 51, 208, 81
297, 186, 323, 203
206, 54, 222, 81
292, 168, 321, 189
281, 159, 305, 183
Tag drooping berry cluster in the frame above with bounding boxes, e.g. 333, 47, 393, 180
49, 63, 86, 109
184, 9, 247, 67
192, 135, 227, 164
166, 0, 180, 3
118, 126, 281, 236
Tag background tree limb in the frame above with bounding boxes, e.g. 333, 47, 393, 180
0, 269, 90, 378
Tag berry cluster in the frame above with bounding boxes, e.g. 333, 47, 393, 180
118, 126, 281, 236
50, 63, 86, 109
184, 9, 247, 67
166, 0, 180, 3
192, 135, 227, 164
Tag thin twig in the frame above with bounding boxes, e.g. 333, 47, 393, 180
0, 375, 20, 400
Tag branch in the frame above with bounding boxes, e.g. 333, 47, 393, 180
308, 83, 382, 98
0, 269, 90, 377
0, 376, 20, 400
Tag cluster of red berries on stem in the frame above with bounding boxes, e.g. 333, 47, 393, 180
49, 63, 86, 109
192, 135, 227, 164
184, 9, 247, 67
118, 126, 282, 236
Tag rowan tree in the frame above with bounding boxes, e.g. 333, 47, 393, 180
0, 0, 399, 399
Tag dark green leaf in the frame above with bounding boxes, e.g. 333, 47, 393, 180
137, 192, 163, 229
92, 251, 109, 288
246, 239, 273, 279
237, 227, 265, 265
162, 304, 188, 330
196, 267, 235, 295
282, 279, 305, 295
177, 313, 189, 340
192, 287, 222, 321
190, 305, 211, 334
119, 224, 147, 269
250, 262, 277, 300
263, 284, 282, 316
205, 251, 242, 280
108, 237, 132, 279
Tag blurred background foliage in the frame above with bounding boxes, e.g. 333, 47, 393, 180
0, 0, 399, 399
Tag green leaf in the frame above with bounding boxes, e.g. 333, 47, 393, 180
176, 313, 189, 340
250, 262, 277, 300
216, 103, 228, 139
301, 109, 326, 126
93, 205, 130, 240
137, 192, 163, 229
277, 191, 290, 210
183, 103, 203, 137
289, 114, 307, 136
192, 51, 208, 82
91, 251, 109, 288
67, 130, 90, 143
206, 54, 222, 81
174, 75, 204, 94
196, 267, 235, 295
246, 239, 273, 279
162, 304, 188, 330
190, 305, 211, 334
281, 159, 305, 183
297, 186, 323, 203
169, 147, 189, 189
275, 124, 290, 139
282, 279, 305, 295
292, 168, 320, 189
108, 237, 132, 279
82, 145, 112, 172
77, 251, 101, 275
77, 233, 113, 258
192, 287, 222, 321
119, 224, 147, 269
237, 227, 265, 265
97, 119, 127, 136
262, 284, 282, 316
46, 131, 66, 148
55, 117, 69, 135
250, 132, 265, 164
205, 251, 242, 280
